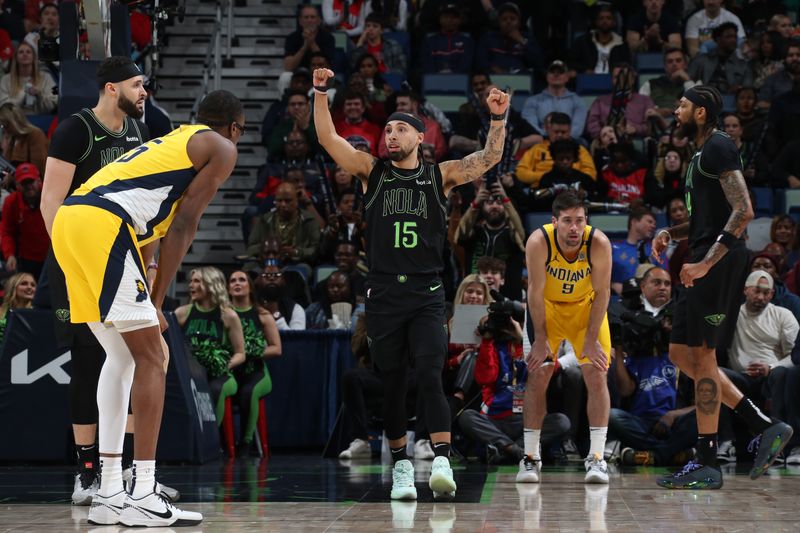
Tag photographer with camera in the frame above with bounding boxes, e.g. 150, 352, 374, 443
607, 267, 698, 466
459, 289, 570, 465
455, 178, 525, 300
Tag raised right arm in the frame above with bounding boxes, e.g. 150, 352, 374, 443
312, 68, 376, 190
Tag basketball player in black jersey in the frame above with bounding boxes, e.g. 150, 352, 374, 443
651, 86, 793, 489
39, 57, 175, 504
314, 68, 509, 500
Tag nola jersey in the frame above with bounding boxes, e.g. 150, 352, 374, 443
48, 108, 149, 195
64, 125, 210, 246
363, 160, 448, 275
541, 223, 596, 303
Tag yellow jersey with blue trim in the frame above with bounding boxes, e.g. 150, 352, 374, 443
541, 223, 596, 303
64, 124, 211, 246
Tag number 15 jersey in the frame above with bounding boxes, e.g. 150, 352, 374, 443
363, 160, 448, 275
540, 223, 596, 303
64, 125, 211, 247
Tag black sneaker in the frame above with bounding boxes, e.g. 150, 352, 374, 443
748, 421, 794, 480
656, 461, 722, 490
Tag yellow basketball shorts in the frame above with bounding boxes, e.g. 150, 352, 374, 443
544, 299, 611, 366
51, 204, 157, 324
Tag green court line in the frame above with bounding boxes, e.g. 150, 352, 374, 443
480, 471, 497, 504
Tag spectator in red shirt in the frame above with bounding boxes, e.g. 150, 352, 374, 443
333, 91, 382, 155
600, 142, 647, 205
378, 90, 447, 161
1, 163, 49, 279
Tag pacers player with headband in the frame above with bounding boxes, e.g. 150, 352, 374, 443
521, 191, 613, 484
313, 67, 509, 501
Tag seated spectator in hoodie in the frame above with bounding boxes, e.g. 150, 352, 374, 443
475, 2, 543, 75
568, 3, 629, 74
521, 59, 588, 138
600, 142, 647, 205
534, 139, 604, 211
348, 13, 406, 74
688, 22, 753, 96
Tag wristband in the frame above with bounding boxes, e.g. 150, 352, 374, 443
490, 112, 506, 121
313, 85, 328, 94
656, 229, 671, 244
716, 230, 738, 248
502, 197, 511, 204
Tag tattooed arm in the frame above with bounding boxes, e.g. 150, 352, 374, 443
440, 88, 510, 195
679, 169, 753, 287
699, 169, 754, 266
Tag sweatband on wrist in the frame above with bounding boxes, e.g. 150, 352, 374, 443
716, 230, 738, 248
313, 85, 328, 94
490, 112, 506, 121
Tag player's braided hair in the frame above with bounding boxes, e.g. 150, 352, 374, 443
690, 85, 723, 131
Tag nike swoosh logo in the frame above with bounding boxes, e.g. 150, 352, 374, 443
94, 135, 107, 141
139, 506, 173, 519
429, 284, 442, 292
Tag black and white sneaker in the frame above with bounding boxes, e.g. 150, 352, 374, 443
119, 489, 203, 527
71, 469, 99, 506
87, 490, 126, 525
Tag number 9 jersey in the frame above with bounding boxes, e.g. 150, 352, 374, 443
64, 124, 211, 247
540, 223, 596, 304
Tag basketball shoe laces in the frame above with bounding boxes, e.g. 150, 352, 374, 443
673, 460, 701, 477
747, 435, 761, 455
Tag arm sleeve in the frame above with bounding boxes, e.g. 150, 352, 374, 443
47, 116, 90, 164
699, 134, 742, 176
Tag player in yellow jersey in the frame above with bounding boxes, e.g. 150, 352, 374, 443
519, 191, 613, 485
51, 90, 243, 528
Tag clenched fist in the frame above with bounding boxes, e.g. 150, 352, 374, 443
313, 68, 335, 88
486, 88, 510, 116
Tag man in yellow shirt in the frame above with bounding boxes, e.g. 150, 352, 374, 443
515, 112, 597, 189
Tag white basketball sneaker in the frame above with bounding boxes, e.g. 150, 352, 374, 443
87, 490, 126, 525
390, 459, 417, 500
119, 487, 202, 527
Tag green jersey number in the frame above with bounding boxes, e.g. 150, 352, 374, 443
393, 221, 418, 249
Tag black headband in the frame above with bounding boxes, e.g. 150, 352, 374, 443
97, 62, 143, 86
683, 87, 719, 119
386, 112, 425, 133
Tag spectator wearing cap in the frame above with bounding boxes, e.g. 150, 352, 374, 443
420, 3, 475, 74
625, 0, 682, 53
687, 22, 753, 96
349, 13, 406, 74
333, 90, 382, 155
568, 4, 629, 74
0, 163, 48, 279
266, 89, 319, 161
751, 252, 800, 323
378, 90, 447, 160
521, 60, 588, 138
585, 64, 657, 141
475, 2, 543, 75
639, 47, 699, 119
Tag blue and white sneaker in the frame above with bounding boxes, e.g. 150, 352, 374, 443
390, 460, 417, 500
429, 456, 456, 500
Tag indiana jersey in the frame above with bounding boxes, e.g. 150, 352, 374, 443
64, 125, 210, 246
541, 223, 596, 303
363, 160, 447, 275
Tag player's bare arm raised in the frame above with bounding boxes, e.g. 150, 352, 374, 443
440, 88, 509, 195
583, 230, 612, 371
681, 169, 753, 287
312, 68, 376, 187
525, 230, 553, 370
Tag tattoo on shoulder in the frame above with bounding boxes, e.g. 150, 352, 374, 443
696, 377, 720, 416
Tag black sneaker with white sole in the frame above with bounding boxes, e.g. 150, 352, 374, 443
119, 489, 202, 527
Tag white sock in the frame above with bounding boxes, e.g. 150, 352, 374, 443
98, 456, 123, 497
524, 429, 541, 460
130, 460, 157, 499
589, 427, 608, 459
